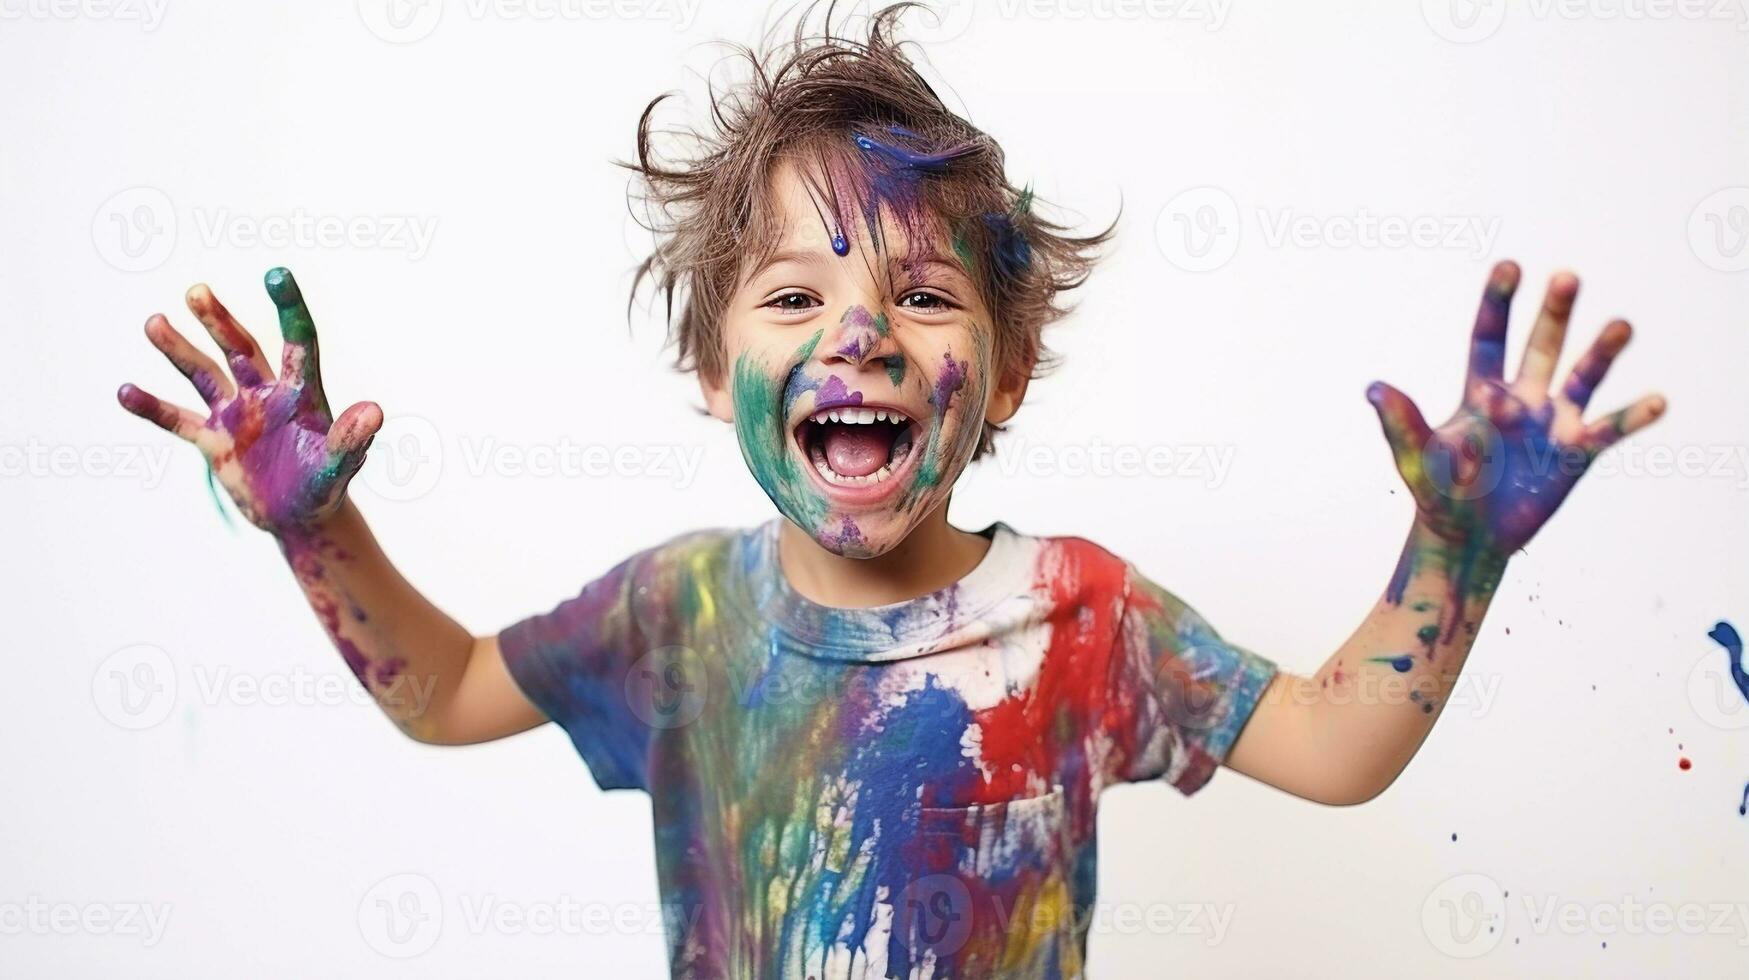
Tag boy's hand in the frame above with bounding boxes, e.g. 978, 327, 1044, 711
1365, 260, 1666, 558
117, 268, 382, 533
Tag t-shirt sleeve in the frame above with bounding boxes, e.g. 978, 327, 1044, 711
498, 549, 655, 793
1106, 564, 1277, 795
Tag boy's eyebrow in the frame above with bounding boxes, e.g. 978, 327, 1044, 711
747, 245, 972, 288
898, 251, 963, 273
892, 251, 974, 284
747, 246, 831, 281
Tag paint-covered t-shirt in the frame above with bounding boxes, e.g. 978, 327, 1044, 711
500, 521, 1275, 979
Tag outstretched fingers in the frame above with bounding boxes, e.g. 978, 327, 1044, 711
186, 283, 274, 389
1580, 394, 1668, 456
1466, 260, 1521, 394
1514, 270, 1579, 400
264, 268, 327, 407
144, 314, 233, 409
117, 383, 206, 443
1560, 319, 1633, 412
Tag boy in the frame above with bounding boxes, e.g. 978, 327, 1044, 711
115, 6, 1666, 978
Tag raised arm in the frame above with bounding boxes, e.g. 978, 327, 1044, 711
1225, 261, 1667, 804
117, 268, 542, 744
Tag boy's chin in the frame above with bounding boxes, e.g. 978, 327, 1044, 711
800, 510, 920, 560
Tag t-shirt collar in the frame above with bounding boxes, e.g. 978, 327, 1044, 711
737, 517, 1028, 662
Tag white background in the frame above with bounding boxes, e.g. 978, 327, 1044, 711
4, 0, 1747, 976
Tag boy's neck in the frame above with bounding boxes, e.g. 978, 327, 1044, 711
775, 503, 992, 609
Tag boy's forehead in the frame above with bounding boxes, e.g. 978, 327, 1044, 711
765, 160, 840, 254
764, 156, 944, 261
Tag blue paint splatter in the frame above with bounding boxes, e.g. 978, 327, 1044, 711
829, 677, 979, 975
1367, 654, 1415, 673
1707, 621, 1749, 706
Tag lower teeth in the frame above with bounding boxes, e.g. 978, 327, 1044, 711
810, 447, 900, 487
804, 421, 916, 488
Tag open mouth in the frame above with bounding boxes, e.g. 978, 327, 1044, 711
794, 405, 921, 490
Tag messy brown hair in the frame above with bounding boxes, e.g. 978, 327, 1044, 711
622, 1, 1113, 455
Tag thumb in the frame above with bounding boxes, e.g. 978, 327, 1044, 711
326, 401, 384, 476
1366, 381, 1433, 487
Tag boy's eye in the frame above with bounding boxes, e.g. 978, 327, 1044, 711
898, 290, 952, 311
765, 292, 820, 313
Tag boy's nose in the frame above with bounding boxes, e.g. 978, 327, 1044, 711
823, 304, 894, 368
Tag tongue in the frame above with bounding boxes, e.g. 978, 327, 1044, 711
823, 424, 890, 477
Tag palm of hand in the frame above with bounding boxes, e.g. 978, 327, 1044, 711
118, 268, 381, 533
1369, 263, 1664, 558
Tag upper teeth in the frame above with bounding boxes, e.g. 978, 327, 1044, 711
809, 407, 909, 425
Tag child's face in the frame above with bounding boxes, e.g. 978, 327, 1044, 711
701, 160, 1024, 559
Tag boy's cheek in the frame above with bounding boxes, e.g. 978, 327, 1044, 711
898, 339, 991, 502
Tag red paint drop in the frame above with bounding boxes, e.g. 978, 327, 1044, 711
1678, 757, 1692, 771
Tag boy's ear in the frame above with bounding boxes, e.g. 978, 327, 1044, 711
699, 367, 735, 423
985, 366, 1030, 426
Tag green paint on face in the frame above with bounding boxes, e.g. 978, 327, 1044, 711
911, 437, 943, 501
731, 331, 829, 531
883, 356, 905, 388
1417, 624, 1440, 645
